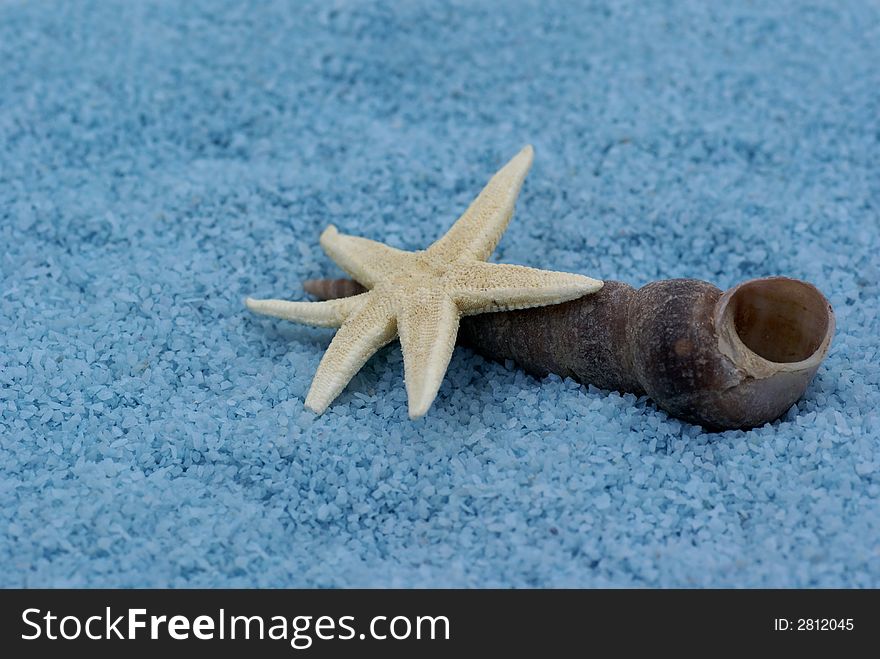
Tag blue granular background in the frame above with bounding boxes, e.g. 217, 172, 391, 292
2, 0, 878, 587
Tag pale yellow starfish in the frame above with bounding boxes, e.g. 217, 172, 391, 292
246, 145, 603, 418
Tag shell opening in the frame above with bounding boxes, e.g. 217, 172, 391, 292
726, 278, 831, 364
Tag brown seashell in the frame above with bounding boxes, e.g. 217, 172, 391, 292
304, 276, 835, 430
303, 278, 366, 300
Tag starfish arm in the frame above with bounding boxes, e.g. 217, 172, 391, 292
396, 289, 461, 419
426, 145, 534, 263
446, 262, 603, 315
245, 293, 369, 327
304, 296, 398, 414
319, 225, 412, 287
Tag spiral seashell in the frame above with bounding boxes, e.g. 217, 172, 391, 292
303, 276, 835, 430
303, 278, 367, 300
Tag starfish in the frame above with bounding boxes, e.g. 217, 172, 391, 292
246, 146, 603, 418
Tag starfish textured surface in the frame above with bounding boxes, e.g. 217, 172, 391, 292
246, 146, 603, 418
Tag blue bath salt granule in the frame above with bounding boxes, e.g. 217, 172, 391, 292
1, 0, 879, 587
